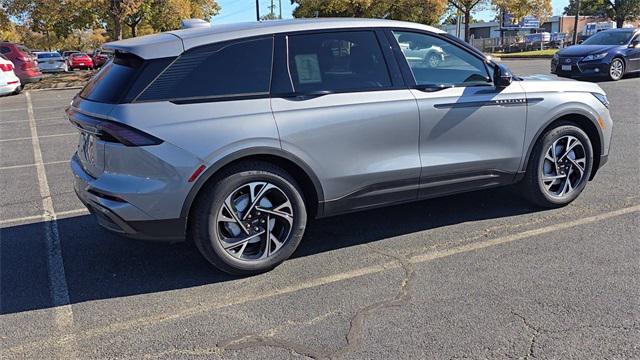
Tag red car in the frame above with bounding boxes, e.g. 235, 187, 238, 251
67, 53, 94, 70
91, 49, 113, 68
0, 42, 42, 84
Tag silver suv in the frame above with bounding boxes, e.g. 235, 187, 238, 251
69, 19, 613, 275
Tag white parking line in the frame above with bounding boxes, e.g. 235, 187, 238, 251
0, 160, 69, 171
0, 132, 76, 143
25, 92, 78, 358
0, 208, 89, 226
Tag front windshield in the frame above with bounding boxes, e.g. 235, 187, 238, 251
582, 31, 633, 45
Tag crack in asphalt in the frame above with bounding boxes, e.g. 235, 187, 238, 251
212, 245, 416, 359
511, 310, 541, 359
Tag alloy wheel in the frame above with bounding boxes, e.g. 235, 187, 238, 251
540, 135, 587, 198
609, 59, 624, 80
215, 181, 294, 261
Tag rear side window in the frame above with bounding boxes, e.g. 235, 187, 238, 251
137, 37, 274, 102
1, 46, 10, 54
79, 52, 173, 103
287, 31, 392, 93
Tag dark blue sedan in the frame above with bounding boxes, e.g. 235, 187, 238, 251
551, 28, 640, 81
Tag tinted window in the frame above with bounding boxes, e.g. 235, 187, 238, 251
1, 46, 11, 54
582, 31, 633, 45
392, 31, 490, 87
287, 31, 392, 93
80, 53, 173, 103
37, 52, 61, 59
138, 37, 273, 101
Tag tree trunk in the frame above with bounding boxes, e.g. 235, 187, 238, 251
112, 15, 123, 40
464, 10, 471, 42
616, 16, 624, 28
130, 24, 137, 38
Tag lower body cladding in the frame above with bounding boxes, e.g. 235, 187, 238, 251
71, 138, 202, 242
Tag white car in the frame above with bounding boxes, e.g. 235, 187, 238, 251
0, 54, 21, 95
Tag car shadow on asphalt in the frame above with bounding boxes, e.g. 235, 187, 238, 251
0, 187, 542, 315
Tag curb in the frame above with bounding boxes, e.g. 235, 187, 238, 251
493, 56, 554, 60
27, 86, 84, 92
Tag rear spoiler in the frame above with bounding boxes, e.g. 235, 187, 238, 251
103, 33, 184, 60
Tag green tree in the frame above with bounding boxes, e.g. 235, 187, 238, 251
563, 0, 608, 15
492, 0, 552, 25
603, 0, 640, 27
291, 0, 447, 26
448, 0, 487, 41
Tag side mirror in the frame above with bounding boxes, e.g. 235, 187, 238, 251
629, 40, 640, 48
494, 63, 513, 88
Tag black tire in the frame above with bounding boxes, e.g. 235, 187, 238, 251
519, 122, 594, 208
191, 161, 307, 275
12, 86, 21, 95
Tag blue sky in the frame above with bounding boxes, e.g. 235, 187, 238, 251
212, 0, 570, 24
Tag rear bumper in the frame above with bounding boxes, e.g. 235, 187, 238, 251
0, 82, 20, 95
71, 153, 186, 242
20, 75, 42, 84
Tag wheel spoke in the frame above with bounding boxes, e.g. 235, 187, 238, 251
222, 199, 248, 234
242, 183, 275, 220
255, 206, 293, 227
222, 230, 265, 250
568, 157, 585, 176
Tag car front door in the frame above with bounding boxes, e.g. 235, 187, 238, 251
626, 33, 640, 72
388, 30, 528, 197
270, 30, 421, 215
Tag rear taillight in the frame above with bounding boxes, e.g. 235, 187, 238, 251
68, 110, 162, 147
0, 63, 13, 71
97, 121, 162, 146
21, 62, 29, 70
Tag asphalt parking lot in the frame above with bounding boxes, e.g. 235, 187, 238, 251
1, 59, 639, 359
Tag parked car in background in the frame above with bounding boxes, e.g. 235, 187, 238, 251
91, 48, 113, 68
62, 50, 80, 61
70, 19, 612, 275
0, 54, 21, 95
551, 28, 640, 81
67, 52, 93, 70
396, 32, 445, 67
0, 42, 42, 84
34, 51, 68, 72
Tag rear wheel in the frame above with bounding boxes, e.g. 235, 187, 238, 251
191, 161, 307, 275
519, 123, 593, 208
608, 58, 624, 81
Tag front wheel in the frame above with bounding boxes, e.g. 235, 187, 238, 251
191, 161, 307, 275
608, 58, 624, 81
519, 123, 594, 208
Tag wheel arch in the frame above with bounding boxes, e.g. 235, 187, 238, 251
522, 113, 603, 181
181, 147, 325, 225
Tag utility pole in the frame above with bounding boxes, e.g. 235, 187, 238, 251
572, 0, 581, 45
279, 0, 282, 19
256, 0, 260, 21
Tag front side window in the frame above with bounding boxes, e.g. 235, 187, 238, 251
392, 31, 491, 87
138, 37, 274, 102
287, 31, 392, 93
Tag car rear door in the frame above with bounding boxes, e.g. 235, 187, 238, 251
387, 30, 527, 197
270, 30, 421, 214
